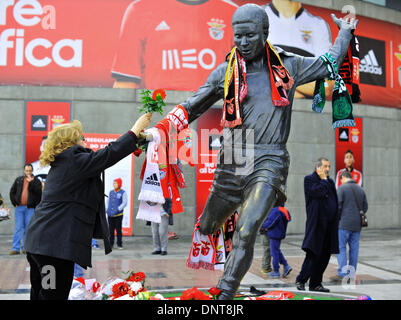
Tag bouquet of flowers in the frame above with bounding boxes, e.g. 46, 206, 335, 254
135, 88, 167, 155
68, 270, 225, 300
68, 271, 150, 300
107, 271, 149, 300
139, 88, 166, 115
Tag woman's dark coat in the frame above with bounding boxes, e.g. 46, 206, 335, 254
25, 132, 138, 268
301, 171, 339, 256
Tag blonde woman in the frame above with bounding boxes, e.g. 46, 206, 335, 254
25, 113, 151, 300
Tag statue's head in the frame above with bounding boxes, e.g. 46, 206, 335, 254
232, 4, 269, 61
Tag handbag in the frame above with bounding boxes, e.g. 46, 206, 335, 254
350, 185, 368, 227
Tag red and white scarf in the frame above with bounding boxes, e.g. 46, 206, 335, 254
221, 41, 294, 128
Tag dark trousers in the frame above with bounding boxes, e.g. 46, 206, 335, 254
296, 229, 332, 289
108, 215, 123, 247
27, 252, 74, 300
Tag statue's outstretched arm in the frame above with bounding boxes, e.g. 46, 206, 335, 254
293, 15, 358, 86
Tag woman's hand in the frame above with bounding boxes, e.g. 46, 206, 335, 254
131, 113, 152, 136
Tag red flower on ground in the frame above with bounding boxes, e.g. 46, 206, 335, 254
208, 287, 221, 298
126, 272, 146, 283
111, 282, 129, 299
128, 289, 137, 297
180, 287, 211, 300
152, 88, 166, 101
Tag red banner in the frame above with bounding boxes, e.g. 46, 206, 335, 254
1, 1, 400, 108
335, 117, 363, 187
195, 108, 222, 219
25, 100, 70, 165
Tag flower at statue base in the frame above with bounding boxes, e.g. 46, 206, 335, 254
180, 287, 212, 300
208, 287, 222, 300
126, 271, 146, 283
139, 88, 166, 115
128, 281, 143, 296
111, 281, 130, 300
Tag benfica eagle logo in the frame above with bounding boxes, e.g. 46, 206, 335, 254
207, 18, 225, 40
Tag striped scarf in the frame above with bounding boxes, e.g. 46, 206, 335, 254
312, 34, 360, 129
221, 41, 294, 128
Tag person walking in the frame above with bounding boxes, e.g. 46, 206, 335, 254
295, 157, 339, 292
9, 164, 42, 255
106, 178, 128, 250
151, 198, 172, 256
333, 170, 368, 281
24, 113, 151, 300
262, 206, 292, 278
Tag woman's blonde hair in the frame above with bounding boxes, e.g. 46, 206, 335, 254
39, 120, 83, 167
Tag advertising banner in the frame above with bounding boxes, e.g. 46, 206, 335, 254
84, 133, 134, 236
25, 100, 71, 182
195, 108, 222, 219
335, 117, 363, 187
1, 1, 400, 108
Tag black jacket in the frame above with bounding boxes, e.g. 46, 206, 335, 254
25, 132, 138, 268
9, 176, 42, 208
301, 171, 339, 256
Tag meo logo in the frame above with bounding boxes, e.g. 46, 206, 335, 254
162, 48, 216, 70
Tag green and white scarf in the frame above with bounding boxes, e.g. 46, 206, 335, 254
312, 52, 355, 129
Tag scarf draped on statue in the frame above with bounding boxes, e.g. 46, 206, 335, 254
186, 212, 238, 271
221, 41, 294, 128
138, 118, 193, 217
136, 128, 165, 224
312, 33, 360, 129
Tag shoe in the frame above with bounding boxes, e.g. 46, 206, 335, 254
310, 285, 330, 293
152, 250, 161, 255
267, 271, 281, 278
117, 246, 124, 250
161, 251, 168, 255
9, 250, 20, 255
330, 275, 343, 282
282, 265, 292, 278
261, 267, 273, 275
250, 286, 266, 295
296, 281, 305, 291
92, 244, 100, 249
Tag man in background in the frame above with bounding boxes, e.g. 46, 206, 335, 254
106, 178, 128, 250
9, 164, 42, 255
333, 170, 368, 281
295, 157, 339, 292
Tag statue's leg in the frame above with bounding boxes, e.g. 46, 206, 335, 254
199, 191, 239, 236
217, 182, 277, 300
